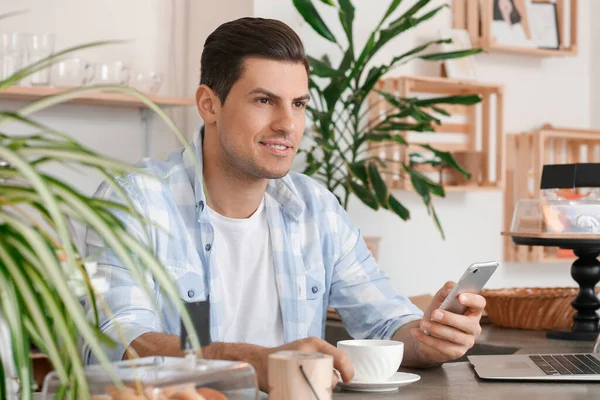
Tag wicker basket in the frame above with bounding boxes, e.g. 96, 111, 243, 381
480, 287, 582, 330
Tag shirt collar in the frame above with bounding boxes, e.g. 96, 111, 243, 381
183, 126, 305, 221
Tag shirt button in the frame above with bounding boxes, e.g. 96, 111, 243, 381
205, 244, 212, 251
312, 285, 318, 294
187, 289, 195, 298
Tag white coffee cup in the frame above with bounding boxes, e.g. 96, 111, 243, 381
337, 339, 404, 383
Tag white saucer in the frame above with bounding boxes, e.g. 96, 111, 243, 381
337, 372, 421, 392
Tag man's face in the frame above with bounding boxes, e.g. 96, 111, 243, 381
214, 57, 309, 180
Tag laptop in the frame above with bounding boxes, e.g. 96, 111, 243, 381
468, 353, 600, 381
468, 326, 600, 381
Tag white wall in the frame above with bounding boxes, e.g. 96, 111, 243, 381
254, 0, 593, 296
0, 0, 192, 196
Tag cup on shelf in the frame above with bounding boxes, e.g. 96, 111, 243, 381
50, 57, 95, 88
24, 33, 55, 86
0, 32, 26, 82
92, 61, 131, 86
130, 70, 163, 94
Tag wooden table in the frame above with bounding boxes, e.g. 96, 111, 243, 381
333, 324, 600, 399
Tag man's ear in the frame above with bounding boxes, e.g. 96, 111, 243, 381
196, 84, 219, 124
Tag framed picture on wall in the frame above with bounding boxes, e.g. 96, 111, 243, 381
528, 1, 560, 49
489, 0, 536, 48
438, 28, 478, 80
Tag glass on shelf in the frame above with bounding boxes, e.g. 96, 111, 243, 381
0, 32, 26, 82
24, 33, 55, 86
42, 356, 259, 399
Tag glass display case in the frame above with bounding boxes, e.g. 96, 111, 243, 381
41, 356, 259, 400
510, 163, 600, 235
504, 163, 600, 341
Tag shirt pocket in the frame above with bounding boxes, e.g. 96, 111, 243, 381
304, 268, 326, 301
172, 270, 206, 302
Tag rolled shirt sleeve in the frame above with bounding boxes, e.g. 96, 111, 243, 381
328, 207, 423, 340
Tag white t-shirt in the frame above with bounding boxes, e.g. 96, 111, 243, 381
207, 197, 285, 347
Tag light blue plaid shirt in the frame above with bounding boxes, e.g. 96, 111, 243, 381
82, 132, 423, 365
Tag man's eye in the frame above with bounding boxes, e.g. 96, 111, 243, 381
258, 97, 270, 104
294, 101, 306, 108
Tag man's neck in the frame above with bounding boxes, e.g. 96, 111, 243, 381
201, 135, 267, 219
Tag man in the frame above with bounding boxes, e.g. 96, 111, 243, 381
83, 17, 486, 392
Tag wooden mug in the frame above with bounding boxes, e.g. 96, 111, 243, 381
268, 351, 333, 400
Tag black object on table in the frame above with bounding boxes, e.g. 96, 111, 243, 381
180, 297, 212, 350
512, 235, 600, 341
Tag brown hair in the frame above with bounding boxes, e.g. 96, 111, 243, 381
200, 17, 310, 104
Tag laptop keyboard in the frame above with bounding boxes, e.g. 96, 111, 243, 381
529, 354, 600, 375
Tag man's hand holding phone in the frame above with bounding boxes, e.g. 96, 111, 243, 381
409, 282, 487, 364
407, 262, 498, 365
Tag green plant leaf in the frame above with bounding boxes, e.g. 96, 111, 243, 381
388, 194, 410, 220
373, 121, 434, 133
429, 181, 445, 197
377, 1, 442, 53
292, 0, 338, 43
302, 150, 322, 176
363, 132, 407, 145
318, 0, 335, 5
413, 94, 481, 106
367, 162, 388, 205
338, 0, 355, 48
307, 55, 344, 77
0, 346, 5, 400
430, 203, 445, 240
382, 0, 403, 22
0, 274, 31, 400
431, 106, 450, 116
419, 48, 482, 61
347, 179, 379, 210
386, 0, 429, 29
419, 144, 471, 179
0, 240, 70, 385
347, 160, 368, 184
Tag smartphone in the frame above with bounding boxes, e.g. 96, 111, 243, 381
438, 261, 499, 315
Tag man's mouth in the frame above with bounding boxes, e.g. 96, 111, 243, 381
259, 140, 294, 156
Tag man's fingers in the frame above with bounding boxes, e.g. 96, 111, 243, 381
419, 320, 475, 348
410, 328, 466, 361
429, 308, 481, 336
434, 281, 456, 304
460, 293, 486, 317
311, 339, 355, 383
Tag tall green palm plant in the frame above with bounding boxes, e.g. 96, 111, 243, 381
0, 38, 201, 400
293, 0, 482, 237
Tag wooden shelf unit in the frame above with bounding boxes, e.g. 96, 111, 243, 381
504, 125, 600, 262
453, 0, 578, 58
0, 85, 195, 108
0, 85, 196, 157
367, 75, 505, 192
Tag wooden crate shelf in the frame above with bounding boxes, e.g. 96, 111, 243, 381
504, 125, 600, 262
453, 0, 578, 58
367, 76, 505, 192
0, 85, 196, 108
